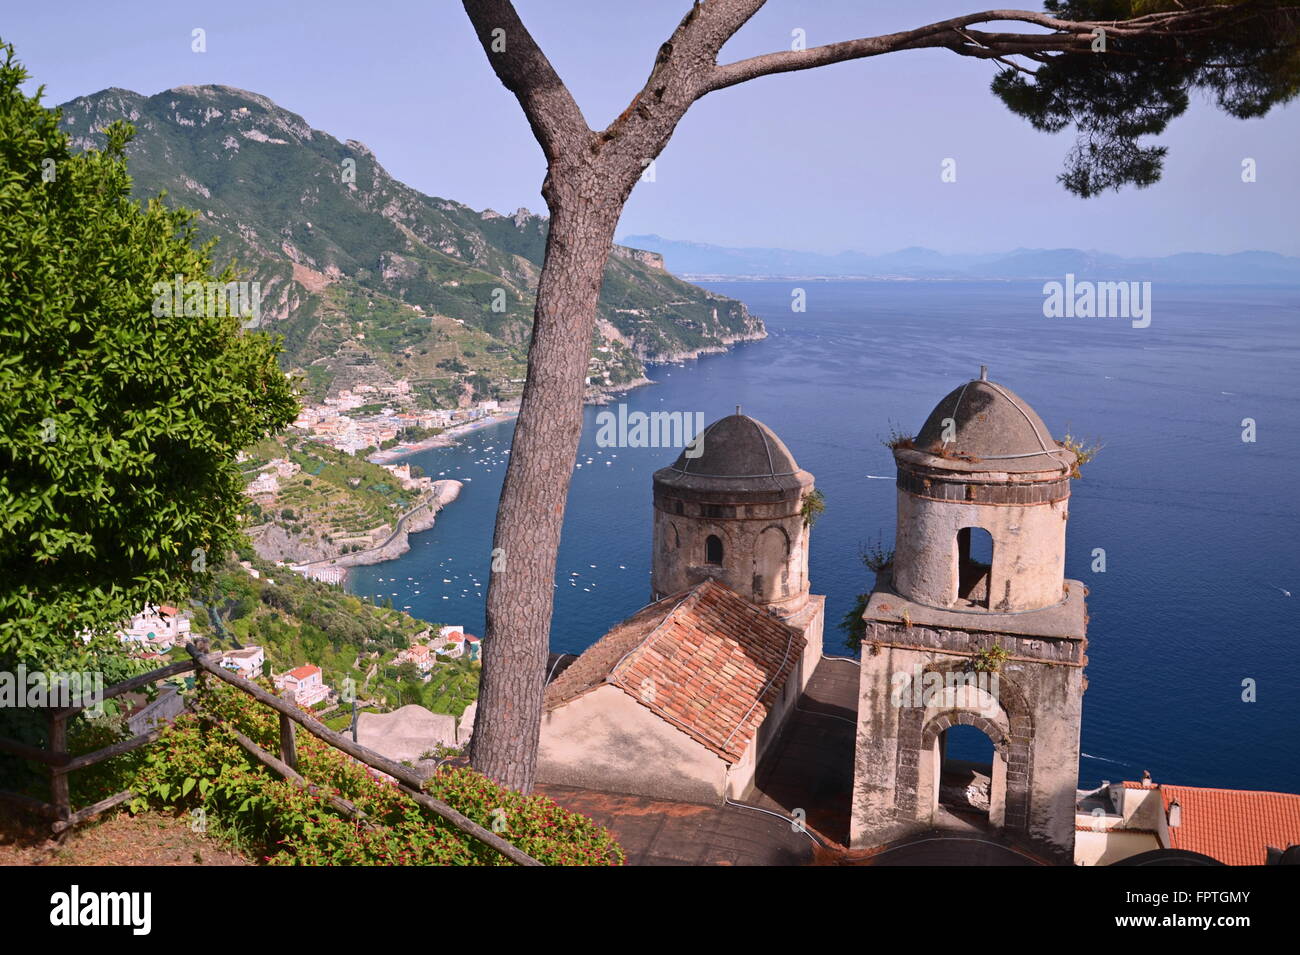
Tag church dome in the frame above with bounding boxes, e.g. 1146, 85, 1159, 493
668, 413, 797, 477
656, 413, 810, 495
909, 373, 1072, 474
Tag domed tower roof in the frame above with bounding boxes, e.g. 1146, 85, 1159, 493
655, 412, 811, 496
907, 370, 1073, 475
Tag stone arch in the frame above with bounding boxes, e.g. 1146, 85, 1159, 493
752, 524, 790, 602
921, 709, 1009, 829
705, 533, 724, 565
895, 664, 1034, 835
922, 709, 1007, 752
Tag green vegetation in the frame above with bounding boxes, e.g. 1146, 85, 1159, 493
839, 593, 872, 654
240, 433, 426, 554
800, 489, 826, 529
0, 44, 298, 672
972, 644, 1012, 673
126, 682, 624, 865
203, 554, 422, 693
402, 658, 480, 719
199, 551, 477, 724
840, 538, 895, 652
882, 425, 915, 451
1058, 432, 1104, 479
862, 538, 894, 574
55, 84, 764, 404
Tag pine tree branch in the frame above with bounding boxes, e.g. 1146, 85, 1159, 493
461, 0, 591, 160
699, 5, 1245, 95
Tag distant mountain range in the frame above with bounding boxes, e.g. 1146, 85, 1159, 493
620, 234, 1300, 284
56, 86, 764, 403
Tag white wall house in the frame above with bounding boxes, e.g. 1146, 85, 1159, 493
220, 646, 265, 679
118, 604, 191, 652
275, 664, 331, 707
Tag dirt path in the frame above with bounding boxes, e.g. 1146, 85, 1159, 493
0, 810, 252, 866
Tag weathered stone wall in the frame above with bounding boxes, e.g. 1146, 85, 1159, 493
651, 486, 810, 614
851, 622, 1084, 863
789, 596, 826, 694
893, 484, 1069, 612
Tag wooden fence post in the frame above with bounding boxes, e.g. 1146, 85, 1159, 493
279, 689, 297, 772
47, 710, 71, 824
193, 637, 210, 697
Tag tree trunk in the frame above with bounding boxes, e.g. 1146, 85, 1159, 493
469, 178, 622, 792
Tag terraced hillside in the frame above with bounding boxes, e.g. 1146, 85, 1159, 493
58, 85, 767, 403
239, 434, 431, 564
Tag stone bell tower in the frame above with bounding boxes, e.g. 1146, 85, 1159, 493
850, 370, 1088, 862
651, 411, 824, 689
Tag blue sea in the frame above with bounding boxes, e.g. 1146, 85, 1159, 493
348, 280, 1300, 794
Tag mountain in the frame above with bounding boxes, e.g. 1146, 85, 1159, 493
620, 234, 1300, 284
56, 86, 765, 403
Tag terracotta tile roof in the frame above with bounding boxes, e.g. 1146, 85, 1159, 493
287, 664, 320, 681
544, 579, 805, 764
1124, 780, 1300, 866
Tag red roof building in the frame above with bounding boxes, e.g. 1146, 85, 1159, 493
1124, 780, 1300, 866
539, 580, 812, 802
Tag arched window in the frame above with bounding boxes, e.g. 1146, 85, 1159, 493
957, 527, 993, 608
754, 526, 791, 601
705, 534, 724, 565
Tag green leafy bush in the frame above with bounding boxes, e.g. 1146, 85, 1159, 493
129, 683, 623, 866
0, 42, 299, 670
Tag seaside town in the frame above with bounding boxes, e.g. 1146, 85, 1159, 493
4, 1, 1298, 910
288, 377, 512, 462
113, 601, 480, 745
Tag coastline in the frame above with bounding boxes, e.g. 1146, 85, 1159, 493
366, 326, 768, 454
585, 327, 768, 404
367, 412, 519, 464
289, 479, 464, 584
330, 326, 769, 574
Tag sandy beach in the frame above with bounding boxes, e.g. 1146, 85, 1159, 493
367, 411, 518, 464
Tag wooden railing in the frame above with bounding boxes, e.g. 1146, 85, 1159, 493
0, 642, 541, 865
0, 657, 197, 833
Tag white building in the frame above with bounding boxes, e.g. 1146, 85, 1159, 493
439, 631, 480, 661
292, 565, 345, 585
220, 646, 265, 679
275, 664, 331, 707
245, 471, 278, 496
118, 604, 191, 652
395, 643, 436, 674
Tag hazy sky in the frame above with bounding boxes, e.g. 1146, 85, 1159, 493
7, 1, 1297, 256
